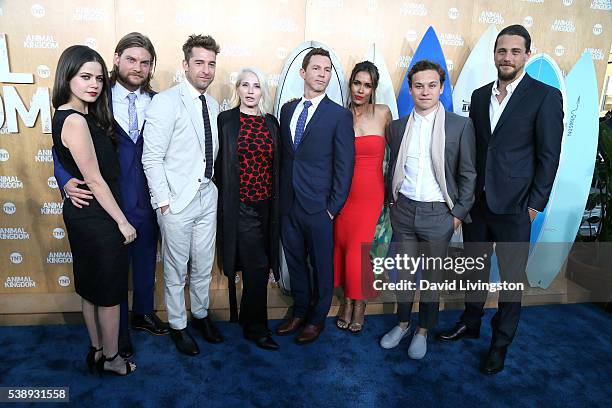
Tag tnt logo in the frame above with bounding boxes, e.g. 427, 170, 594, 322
593, 24, 603, 35
85, 38, 97, 49
58, 275, 71, 287
10, 252, 23, 264
555, 45, 565, 56
277, 47, 288, 60
31, 4, 45, 18
0, 149, 9, 161
48, 176, 58, 189
37, 65, 51, 78
563, 0, 573, 5
405, 30, 417, 42
448, 7, 459, 19
3, 202, 16, 215
53, 228, 65, 239
523, 16, 534, 28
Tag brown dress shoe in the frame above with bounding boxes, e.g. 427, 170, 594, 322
276, 317, 304, 336
295, 324, 324, 345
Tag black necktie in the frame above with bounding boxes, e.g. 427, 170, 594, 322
199, 94, 213, 179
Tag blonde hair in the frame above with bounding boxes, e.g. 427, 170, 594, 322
229, 67, 271, 116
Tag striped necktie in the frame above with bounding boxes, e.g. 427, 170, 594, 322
199, 94, 213, 179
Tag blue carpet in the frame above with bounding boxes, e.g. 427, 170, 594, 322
0, 303, 610, 407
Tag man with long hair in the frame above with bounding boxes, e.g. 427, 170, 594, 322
54, 32, 169, 359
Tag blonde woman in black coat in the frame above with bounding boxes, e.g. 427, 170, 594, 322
216, 67, 280, 350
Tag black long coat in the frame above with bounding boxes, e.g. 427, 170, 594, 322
215, 107, 281, 319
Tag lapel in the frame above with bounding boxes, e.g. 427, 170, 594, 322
491, 74, 532, 139
283, 99, 300, 152
296, 95, 329, 150
179, 81, 205, 154
227, 107, 241, 167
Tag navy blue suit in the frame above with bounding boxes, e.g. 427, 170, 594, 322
53, 92, 159, 331
279, 96, 355, 325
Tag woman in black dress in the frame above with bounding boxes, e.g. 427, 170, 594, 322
216, 67, 280, 350
51, 45, 137, 375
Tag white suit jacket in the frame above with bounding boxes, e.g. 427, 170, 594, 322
142, 80, 219, 214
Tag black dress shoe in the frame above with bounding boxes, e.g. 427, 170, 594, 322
481, 346, 507, 375
436, 323, 480, 342
118, 330, 134, 358
169, 328, 200, 356
244, 331, 280, 351
192, 316, 223, 344
131, 313, 169, 335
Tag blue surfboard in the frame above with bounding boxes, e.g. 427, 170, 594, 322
525, 53, 599, 288
397, 26, 453, 115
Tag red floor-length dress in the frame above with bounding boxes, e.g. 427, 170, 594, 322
334, 135, 385, 299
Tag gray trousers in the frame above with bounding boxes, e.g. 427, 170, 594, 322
156, 182, 217, 330
390, 194, 455, 329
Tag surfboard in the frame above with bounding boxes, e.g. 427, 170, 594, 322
274, 41, 348, 292
397, 26, 453, 116
452, 25, 498, 117
364, 43, 399, 120
525, 52, 599, 288
273, 40, 348, 117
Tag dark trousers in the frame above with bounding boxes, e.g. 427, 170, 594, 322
460, 194, 530, 348
390, 194, 455, 329
119, 216, 159, 332
237, 200, 271, 337
281, 201, 334, 326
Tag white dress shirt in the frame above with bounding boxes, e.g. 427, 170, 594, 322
111, 82, 151, 137
399, 108, 445, 202
489, 71, 526, 133
289, 93, 326, 142
185, 80, 218, 181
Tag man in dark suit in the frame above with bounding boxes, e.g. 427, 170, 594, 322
437, 25, 563, 374
53, 33, 169, 357
275, 48, 355, 344
378, 60, 476, 359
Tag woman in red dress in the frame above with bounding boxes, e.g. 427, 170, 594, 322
334, 61, 391, 332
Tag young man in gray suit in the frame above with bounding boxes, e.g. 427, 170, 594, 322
142, 34, 223, 356
379, 60, 476, 359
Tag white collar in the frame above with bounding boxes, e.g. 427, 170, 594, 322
185, 79, 207, 101
414, 104, 439, 122
300, 93, 326, 108
492, 71, 526, 97
113, 82, 144, 100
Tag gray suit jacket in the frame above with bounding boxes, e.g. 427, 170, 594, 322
142, 81, 219, 214
386, 110, 476, 222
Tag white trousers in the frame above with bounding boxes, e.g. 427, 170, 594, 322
157, 182, 217, 330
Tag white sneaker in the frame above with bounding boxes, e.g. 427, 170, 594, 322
407, 332, 427, 360
380, 324, 410, 349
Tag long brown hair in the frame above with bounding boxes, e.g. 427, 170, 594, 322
347, 61, 379, 115
52, 45, 114, 141
109, 32, 157, 94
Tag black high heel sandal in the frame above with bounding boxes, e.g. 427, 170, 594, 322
95, 352, 136, 377
86, 346, 103, 374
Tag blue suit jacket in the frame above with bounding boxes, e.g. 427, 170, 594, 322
53, 91, 156, 224
279, 95, 355, 216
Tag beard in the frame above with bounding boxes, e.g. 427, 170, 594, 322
497, 65, 520, 81
117, 69, 146, 88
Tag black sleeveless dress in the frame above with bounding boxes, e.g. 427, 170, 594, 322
52, 109, 128, 306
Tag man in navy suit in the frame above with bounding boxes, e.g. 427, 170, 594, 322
53, 32, 168, 357
437, 25, 563, 374
275, 48, 355, 344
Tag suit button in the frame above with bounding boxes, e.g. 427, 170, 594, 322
198, 178, 201, 182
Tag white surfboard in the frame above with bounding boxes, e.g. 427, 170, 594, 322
452, 24, 498, 117
275, 41, 348, 292
525, 52, 599, 288
364, 43, 399, 120
273, 40, 348, 117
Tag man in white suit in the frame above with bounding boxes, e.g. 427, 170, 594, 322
142, 34, 223, 356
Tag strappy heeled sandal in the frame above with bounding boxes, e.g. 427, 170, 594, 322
96, 352, 136, 377
86, 346, 103, 374
336, 298, 353, 330
349, 301, 366, 334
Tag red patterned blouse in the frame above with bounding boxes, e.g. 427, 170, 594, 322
237, 112, 273, 202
